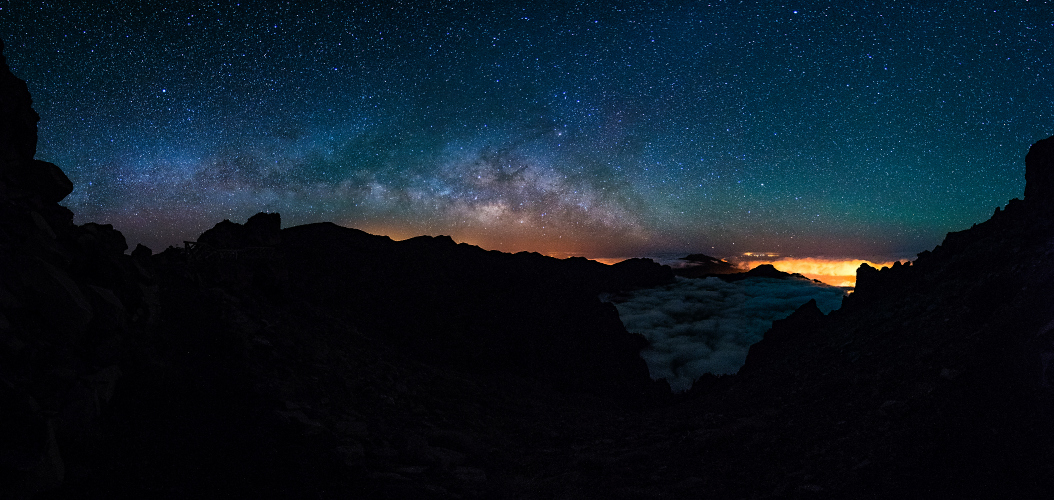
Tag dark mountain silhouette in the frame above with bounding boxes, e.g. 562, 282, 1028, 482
672, 254, 820, 283
3, 39, 1054, 498
672, 253, 741, 278
673, 137, 1054, 498
715, 262, 818, 283
1, 38, 672, 497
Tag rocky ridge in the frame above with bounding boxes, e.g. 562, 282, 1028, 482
672, 254, 819, 284
0, 39, 157, 499
0, 38, 672, 497
3, 37, 1054, 498
679, 136, 1054, 497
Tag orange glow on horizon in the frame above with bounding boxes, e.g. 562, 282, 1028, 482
346, 222, 608, 257
337, 222, 899, 287
583, 257, 627, 265
352, 225, 419, 242
737, 257, 899, 287
547, 254, 901, 287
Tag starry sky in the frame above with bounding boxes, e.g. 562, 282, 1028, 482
2, 1, 1052, 259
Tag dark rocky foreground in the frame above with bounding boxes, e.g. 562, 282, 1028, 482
4, 40, 1054, 498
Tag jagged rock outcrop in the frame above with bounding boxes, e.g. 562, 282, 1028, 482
1025, 134, 1054, 206
0, 38, 38, 162
9, 31, 1054, 498
73, 215, 671, 497
278, 221, 670, 395
167, 214, 672, 397
0, 34, 672, 493
0, 39, 153, 499
0, 39, 71, 207
197, 211, 281, 249
683, 135, 1054, 497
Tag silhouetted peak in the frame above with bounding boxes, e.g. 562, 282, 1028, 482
280, 222, 394, 252
785, 298, 823, 323
245, 212, 281, 246
0, 37, 37, 163
739, 298, 824, 376
682, 253, 723, 263
197, 212, 282, 249
131, 243, 152, 259
849, 135, 1054, 303
1025, 135, 1054, 207
0, 39, 73, 205
404, 234, 457, 247
610, 258, 676, 288
672, 252, 740, 278
745, 263, 782, 277
716, 263, 809, 282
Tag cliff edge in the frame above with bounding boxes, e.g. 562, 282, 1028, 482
703, 135, 1054, 497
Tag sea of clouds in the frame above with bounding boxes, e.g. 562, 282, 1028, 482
608, 275, 846, 392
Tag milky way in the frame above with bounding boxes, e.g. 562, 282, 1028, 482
2, 2, 1052, 257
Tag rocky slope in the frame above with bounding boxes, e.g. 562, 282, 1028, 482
652, 138, 1054, 498
4, 37, 1054, 498
0, 38, 672, 497
0, 39, 157, 499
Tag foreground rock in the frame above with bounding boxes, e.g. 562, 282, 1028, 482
0, 39, 154, 499
277, 222, 672, 394
490, 139, 1054, 498
0, 35, 672, 492
75, 216, 672, 497
666, 142, 1054, 497
5, 36, 1054, 498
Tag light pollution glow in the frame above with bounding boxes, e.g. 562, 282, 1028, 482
735, 257, 899, 287
583, 255, 899, 288
339, 224, 897, 289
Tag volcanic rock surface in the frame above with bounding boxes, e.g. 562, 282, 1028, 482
3, 38, 1054, 498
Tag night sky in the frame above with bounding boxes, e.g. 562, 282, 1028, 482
2, 1, 1052, 259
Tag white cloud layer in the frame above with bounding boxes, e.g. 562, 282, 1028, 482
609, 276, 846, 392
